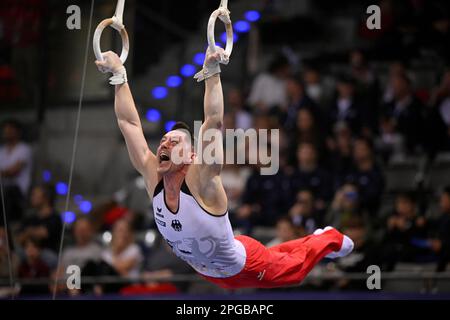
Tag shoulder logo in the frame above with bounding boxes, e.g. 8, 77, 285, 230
155, 218, 166, 227
157, 207, 162, 212
171, 219, 182, 232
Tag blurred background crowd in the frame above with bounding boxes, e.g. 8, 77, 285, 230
1, 0, 450, 298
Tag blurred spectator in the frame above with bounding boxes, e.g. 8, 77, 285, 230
223, 88, 253, 131
375, 114, 405, 162
334, 217, 381, 290
236, 163, 292, 230
289, 108, 327, 159
142, 236, 195, 292
248, 55, 291, 113
348, 49, 381, 134
422, 8, 450, 62
290, 143, 332, 205
0, 225, 19, 283
382, 192, 431, 270
283, 76, 318, 131
266, 216, 299, 247
344, 138, 385, 215
18, 236, 51, 296
328, 74, 364, 135
288, 189, 319, 235
327, 123, 354, 185
0, 119, 33, 222
303, 66, 327, 107
428, 186, 450, 271
382, 62, 408, 104
426, 69, 450, 156
61, 217, 102, 270
326, 183, 366, 229
220, 162, 251, 215
382, 72, 425, 153
101, 219, 143, 278
18, 184, 62, 254
83, 219, 143, 294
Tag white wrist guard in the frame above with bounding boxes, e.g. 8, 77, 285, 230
194, 62, 221, 82
109, 66, 128, 85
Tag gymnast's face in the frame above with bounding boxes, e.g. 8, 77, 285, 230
156, 130, 194, 175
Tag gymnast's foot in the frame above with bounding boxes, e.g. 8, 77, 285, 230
313, 226, 354, 259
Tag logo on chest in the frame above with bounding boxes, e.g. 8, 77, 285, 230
155, 207, 164, 218
171, 219, 183, 232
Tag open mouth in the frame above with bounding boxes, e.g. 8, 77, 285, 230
159, 153, 170, 163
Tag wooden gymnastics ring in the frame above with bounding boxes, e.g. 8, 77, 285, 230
207, 0, 233, 62
93, 0, 129, 63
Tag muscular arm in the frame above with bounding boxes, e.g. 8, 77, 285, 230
114, 83, 158, 188
197, 74, 224, 176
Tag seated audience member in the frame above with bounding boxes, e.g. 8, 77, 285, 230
382, 72, 425, 153
248, 55, 291, 114
344, 138, 385, 215
266, 216, 299, 248
83, 219, 143, 294
382, 192, 431, 270
0, 119, 33, 222
236, 163, 292, 231
220, 162, 251, 216
428, 186, 450, 271
289, 108, 327, 158
223, 88, 253, 131
18, 237, 51, 296
328, 74, 364, 135
335, 217, 381, 290
426, 69, 450, 156
283, 76, 318, 131
375, 115, 405, 162
303, 66, 327, 108
0, 226, 19, 283
18, 184, 62, 254
62, 217, 102, 270
142, 236, 195, 293
327, 123, 354, 186
326, 183, 366, 229
101, 219, 143, 278
288, 189, 320, 235
290, 143, 332, 206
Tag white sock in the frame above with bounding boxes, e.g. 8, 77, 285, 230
313, 226, 354, 259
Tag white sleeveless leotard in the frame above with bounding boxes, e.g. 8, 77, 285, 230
152, 180, 246, 278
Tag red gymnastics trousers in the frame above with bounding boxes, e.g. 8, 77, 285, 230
202, 227, 343, 289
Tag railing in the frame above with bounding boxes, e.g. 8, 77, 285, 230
1, 271, 450, 287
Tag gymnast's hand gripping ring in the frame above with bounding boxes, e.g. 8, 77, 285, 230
207, 0, 233, 60
194, 0, 233, 81
93, 0, 129, 63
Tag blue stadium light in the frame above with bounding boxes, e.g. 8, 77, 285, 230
245, 10, 261, 22
165, 120, 176, 132
62, 211, 76, 224
74, 194, 83, 204
42, 170, 51, 182
193, 52, 205, 66
166, 75, 182, 88
56, 182, 68, 195
220, 32, 238, 44
146, 108, 161, 123
152, 86, 168, 100
234, 20, 250, 33
79, 201, 92, 214
180, 64, 196, 77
